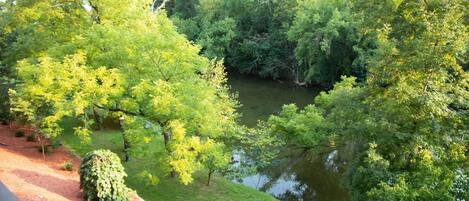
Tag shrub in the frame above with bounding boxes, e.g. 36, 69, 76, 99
61, 161, 73, 171
26, 134, 36, 142
15, 131, 25, 137
79, 149, 130, 201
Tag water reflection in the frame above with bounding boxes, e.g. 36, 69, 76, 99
233, 151, 349, 201
228, 73, 350, 201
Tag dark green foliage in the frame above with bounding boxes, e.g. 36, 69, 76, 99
288, 0, 362, 86
167, 0, 364, 86
259, 0, 468, 200
51, 140, 61, 149
0, 82, 11, 122
169, 0, 299, 81
15, 130, 24, 137
79, 149, 130, 201
26, 133, 36, 141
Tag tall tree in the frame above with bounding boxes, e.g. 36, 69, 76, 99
259, 0, 468, 200
288, 0, 360, 86
7, 0, 239, 185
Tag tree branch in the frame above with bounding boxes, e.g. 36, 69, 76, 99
93, 104, 143, 116
152, 0, 171, 13
88, 1, 101, 24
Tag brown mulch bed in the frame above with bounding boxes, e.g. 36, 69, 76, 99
0, 124, 83, 201
0, 124, 144, 201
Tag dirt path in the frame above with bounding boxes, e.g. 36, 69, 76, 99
0, 125, 83, 201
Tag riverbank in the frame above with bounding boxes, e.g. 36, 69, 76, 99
227, 72, 321, 127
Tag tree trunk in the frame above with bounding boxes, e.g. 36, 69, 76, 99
122, 132, 130, 162
170, 170, 178, 178
163, 131, 178, 178
207, 171, 213, 186
92, 106, 101, 130
39, 137, 46, 160
163, 131, 170, 150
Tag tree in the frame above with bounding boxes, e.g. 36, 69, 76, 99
8, 0, 238, 185
259, 0, 468, 200
199, 139, 230, 186
168, 0, 299, 81
167, 0, 366, 86
288, 0, 360, 86
347, 0, 468, 200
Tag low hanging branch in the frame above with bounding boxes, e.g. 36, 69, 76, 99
152, 0, 171, 13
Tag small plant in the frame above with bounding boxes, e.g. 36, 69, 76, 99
15, 130, 25, 137
38, 145, 49, 154
62, 161, 73, 171
80, 149, 131, 201
51, 140, 62, 149
26, 133, 36, 142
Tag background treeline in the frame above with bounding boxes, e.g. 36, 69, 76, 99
165, 0, 367, 87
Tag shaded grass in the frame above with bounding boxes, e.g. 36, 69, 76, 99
60, 120, 276, 201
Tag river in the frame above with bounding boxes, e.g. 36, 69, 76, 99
228, 73, 350, 201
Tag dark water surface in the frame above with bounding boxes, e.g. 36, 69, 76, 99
227, 73, 350, 201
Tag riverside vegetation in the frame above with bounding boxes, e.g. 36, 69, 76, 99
0, 0, 467, 201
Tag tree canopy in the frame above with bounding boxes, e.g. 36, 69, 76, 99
4, 0, 239, 185
258, 0, 468, 200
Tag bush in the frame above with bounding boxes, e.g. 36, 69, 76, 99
15, 131, 25, 137
79, 149, 130, 201
26, 134, 36, 142
62, 161, 73, 171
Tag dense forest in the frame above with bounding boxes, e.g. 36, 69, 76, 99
0, 0, 467, 201
165, 0, 366, 87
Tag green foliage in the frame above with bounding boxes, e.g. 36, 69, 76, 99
288, 0, 360, 86
259, 0, 468, 200
451, 169, 469, 201
7, 0, 240, 185
79, 149, 130, 201
196, 18, 236, 59
61, 161, 73, 171
259, 1, 468, 198
14, 130, 24, 137
199, 139, 230, 185
344, 0, 468, 200
168, 0, 365, 85
61, 128, 277, 201
168, 0, 299, 80
269, 104, 331, 148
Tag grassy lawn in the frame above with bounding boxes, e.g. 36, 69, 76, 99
59, 120, 276, 201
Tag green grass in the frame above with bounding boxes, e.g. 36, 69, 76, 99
59, 121, 276, 201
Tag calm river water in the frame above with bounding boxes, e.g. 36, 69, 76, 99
228, 73, 350, 201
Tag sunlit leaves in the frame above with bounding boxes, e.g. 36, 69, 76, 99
7, 0, 240, 186
10, 53, 122, 139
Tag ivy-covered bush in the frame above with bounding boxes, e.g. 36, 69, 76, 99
79, 149, 130, 201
